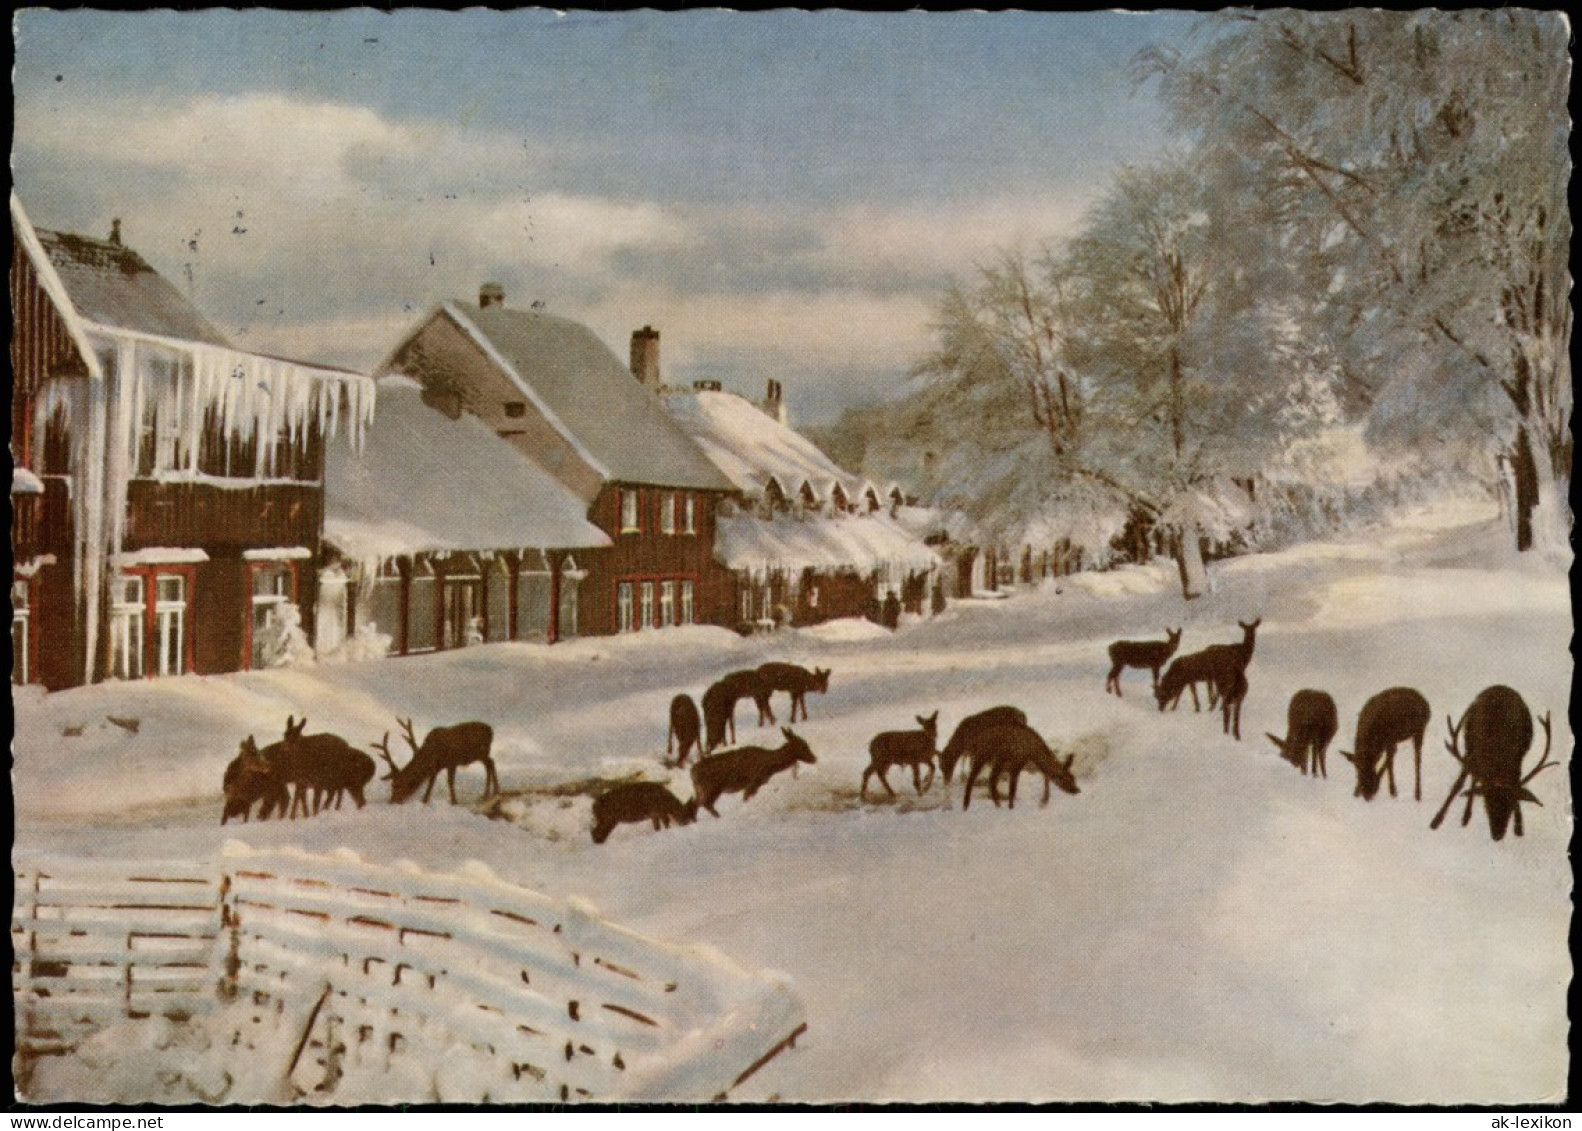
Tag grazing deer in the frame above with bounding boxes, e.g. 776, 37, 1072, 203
667, 694, 702, 767
756, 662, 832, 722
701, 669, 777, 752
1431, 686, 1557, 841
1105, 628, 1182, 697
271, 716, 377, 818
374, 717, 498, 804
221, 735, 290, 825
1155, 650, 1221, 713
591, 782, 699, 844
939, 705, 1028, 784
1267, 690, 1338, 777
1339, 688, 1431, 802
861, 711, 940, 799
959, 724, 1080, 810
1199, 619, 1261, 702
690, 728, 816, 816
1215, 665, 1248, 741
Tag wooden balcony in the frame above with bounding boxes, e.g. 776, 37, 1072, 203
11, 475, 71, 562
123, 479, 323, 554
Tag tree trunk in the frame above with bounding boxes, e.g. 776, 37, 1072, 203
1511, 424, 1539, 552
1175, 522, 1209, 600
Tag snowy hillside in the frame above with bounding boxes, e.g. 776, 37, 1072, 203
12, 498, 1571, 1104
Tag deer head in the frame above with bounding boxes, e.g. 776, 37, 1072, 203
780, 727, 818, 765
916, 711, 939, 743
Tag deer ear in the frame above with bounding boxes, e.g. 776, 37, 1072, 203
782, 726, 793, 738
1339, 749, 1356, 764
1519, 788, 1542, 805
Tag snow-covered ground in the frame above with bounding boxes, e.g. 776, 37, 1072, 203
12, 498, 1572, 1104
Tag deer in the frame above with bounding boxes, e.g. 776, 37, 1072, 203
690, 728, 816, 817
938, 705, 1028, 784
591, 782, 699, 844
221, 735, 291, 825
270, 716, 377, 818
1266, 690, 1338, 777
373, 717, 498, 805
1199, 619, 1261, 699
756, 662, 832, 722
1431, 686, 1557, 841
1105, 628, 1182, 697
1155, 650, 1223, 713
861, 711, 940, 799
958, 724, 1080, 811
701, 669, 777, 753
667, 693, 702, 767
1339, 688, 1431, 802
1215, 664, 1248, 741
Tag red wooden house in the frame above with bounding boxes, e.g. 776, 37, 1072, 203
9, 194, 372, 688
374, 291, 738, 636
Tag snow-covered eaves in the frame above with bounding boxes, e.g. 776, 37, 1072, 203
716, 512, 940, 575
242, 547, 313, 561
110, 547, 210, 567
665, 389, 867, 505
12, 467, 45, 495
14, 554, 57, 578
11, 195, 102, 383
324, 376, 610, 565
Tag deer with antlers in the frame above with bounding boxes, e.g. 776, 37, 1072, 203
372, 718, 498, 805
1431, 686, 1557, 842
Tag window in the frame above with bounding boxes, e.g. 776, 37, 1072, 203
620, 489, 641, 534
617, 582, 636, 633
154, 575, 187, 676
740, 585, 754, 624
504, 401, 526, 418
111, 576, 147, 680
249, 563, 296, 670
11, 580, 31, 685
659, 580, 676, 626
680, 580, 695, 625
639, 581, 656, 630
660, 492, 677, 535
684, 493, 697, 534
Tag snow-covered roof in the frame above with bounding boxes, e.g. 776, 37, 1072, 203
324, 376, 610, 562
389, 303, 734, 493
664, 389, 867, 505
34, 228, 232, 347
12, 467, 45, 495
716, 511, 940, 575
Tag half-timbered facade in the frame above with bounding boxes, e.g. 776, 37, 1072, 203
9, 195, 372, 688
318, 376, 609, 657
374, 292, 738, 636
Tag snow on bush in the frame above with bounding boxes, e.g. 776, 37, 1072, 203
256, 601, 316, 668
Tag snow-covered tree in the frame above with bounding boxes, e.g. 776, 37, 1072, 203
1141, 9, 1572, 556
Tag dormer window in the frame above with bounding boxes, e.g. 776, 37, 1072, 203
832, 484, 849, 512
503, 401, 526, 419
764, 479, 789, 513
620, 488, 641, 533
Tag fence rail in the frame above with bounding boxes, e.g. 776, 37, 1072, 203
13, 846, 804, 1102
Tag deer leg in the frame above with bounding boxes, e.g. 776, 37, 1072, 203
922, 760, 936, 793
1460, 783, 1478, 827
962, 758, 984, 811
447, 767, 459, 804
422, 774, 437, 804
1187, 683, 1201, 712
879, 765, 897, 798
1006, 766, 1021, 810
1412, 736, 1423, 802
487, 758, 501, 797
1040, 769, 1052, 807
1513, 800, 1524, 838
1384, 746, 1398, 798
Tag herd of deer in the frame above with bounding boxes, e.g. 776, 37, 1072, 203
1105, 621, 1558, 842
220, 714, 499, 823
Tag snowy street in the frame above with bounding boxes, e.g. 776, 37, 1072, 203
13, 499, 1572, 1104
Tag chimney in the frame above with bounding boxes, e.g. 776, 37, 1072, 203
479, 282, 505, 309
630, 326, 661, 388
693, 379, 722, 393
763, 378, 788, 425
108, 218, 122, 246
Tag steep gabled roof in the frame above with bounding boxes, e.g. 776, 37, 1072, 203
34, 228, 232, 346
664, 388, 866, 503
436, 302, 734, 492
324, 376, 610, 562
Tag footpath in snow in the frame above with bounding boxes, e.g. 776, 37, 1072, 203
11, 499, 1573, 1104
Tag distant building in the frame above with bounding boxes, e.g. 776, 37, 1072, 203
374, 292, 738, 636
318, 376, 611, 657
10, 194, 371, 688
663, 380, 938, 628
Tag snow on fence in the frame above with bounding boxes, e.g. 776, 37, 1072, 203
13, 845, 806, 1103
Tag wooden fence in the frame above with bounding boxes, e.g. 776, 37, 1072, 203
13, 846, 805, 1102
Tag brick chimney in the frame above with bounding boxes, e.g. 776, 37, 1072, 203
630, 326, 661, 388
763, 378, 788, 425
109, 218, 122, 246
479, 282, 505, 309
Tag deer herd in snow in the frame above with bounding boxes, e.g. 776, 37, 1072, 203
219, 618, 1555, 849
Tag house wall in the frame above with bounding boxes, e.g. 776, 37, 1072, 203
10, 235, 87, 470
576, 484, 737, 636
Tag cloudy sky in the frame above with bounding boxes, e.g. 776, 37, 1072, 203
13, 9, 1195, 425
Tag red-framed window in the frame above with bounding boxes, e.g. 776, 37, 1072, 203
619, 488, 642, 534
110, 564, 198, 679
243, 560, 301, 671
11, 576, 37, 685
614, 574, 699, 633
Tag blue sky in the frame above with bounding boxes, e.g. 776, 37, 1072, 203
13, 9, 1196, 424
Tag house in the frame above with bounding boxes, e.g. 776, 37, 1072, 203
9, 194, 372, 688
317, 375, 610, 656
373, 291, 738, 636
662, 380, 939, 628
